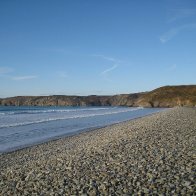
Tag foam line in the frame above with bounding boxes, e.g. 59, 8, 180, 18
0, 107, 143, 128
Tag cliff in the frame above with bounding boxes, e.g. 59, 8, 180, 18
136, 85, 196, 107
0, 85, 195, 107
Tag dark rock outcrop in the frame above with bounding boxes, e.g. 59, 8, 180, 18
0, 85, 195, 107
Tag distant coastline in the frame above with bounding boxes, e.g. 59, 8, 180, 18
0, 85, 196, 107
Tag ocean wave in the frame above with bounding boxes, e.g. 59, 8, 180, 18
0, 107, 115, 115
0, 107, 143, 128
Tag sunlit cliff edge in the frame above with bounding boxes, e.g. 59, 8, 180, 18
0, 85, 196, 107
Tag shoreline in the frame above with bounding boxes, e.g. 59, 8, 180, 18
0, 107, 195, 195
0, 107, 166, 155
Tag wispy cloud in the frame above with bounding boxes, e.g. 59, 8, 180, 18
168, 9, 196, 23
0, 67, 38, 81
101, 64, 118, 75
160, 23, 196, 43
92, 54, 121, 63
92, 54, 121, 82
12, 75, 38, 81
101, 64, 118, 82
0, 67, 14, 75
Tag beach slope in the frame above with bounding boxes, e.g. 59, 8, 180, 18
0, 107, 195, 195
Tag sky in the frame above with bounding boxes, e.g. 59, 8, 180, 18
0, 0, 196, 98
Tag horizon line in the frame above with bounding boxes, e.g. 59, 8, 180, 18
0, 84, 195, 99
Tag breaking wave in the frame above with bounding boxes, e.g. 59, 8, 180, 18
0, 107, 143, 128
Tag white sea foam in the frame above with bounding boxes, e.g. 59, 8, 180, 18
0, 107, 115, 115
0, 107, 143, 128
0, 106, 165, 153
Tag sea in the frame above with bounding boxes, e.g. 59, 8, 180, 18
0, 106, 165, 153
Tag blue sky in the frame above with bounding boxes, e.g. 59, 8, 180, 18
0, 0, 196, 98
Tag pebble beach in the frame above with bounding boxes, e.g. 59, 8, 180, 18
0, 107, 195, 195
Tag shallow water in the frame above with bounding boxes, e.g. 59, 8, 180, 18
0, 106, 165, 153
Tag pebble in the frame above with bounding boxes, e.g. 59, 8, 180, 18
0, 107, 195, 195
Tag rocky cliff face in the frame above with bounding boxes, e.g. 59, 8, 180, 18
0, 85, 196, 107
135, 85, 196, 107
